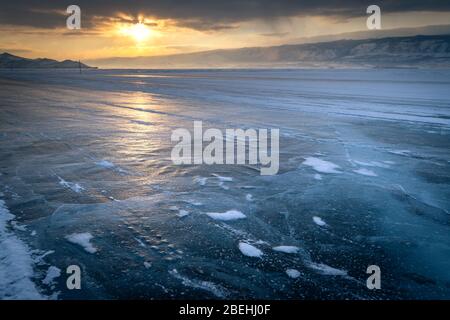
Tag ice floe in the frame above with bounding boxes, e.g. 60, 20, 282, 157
245, 194, 253, 201
303, 157, 341, 174
65, 232, 97, 254
238, 242, 263, 258
206, 210, 246, 221
272, 246, 300, 254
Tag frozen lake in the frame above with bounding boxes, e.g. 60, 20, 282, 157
0, 68, 449, 299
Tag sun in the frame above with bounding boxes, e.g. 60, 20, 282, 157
120, 22, 152, 43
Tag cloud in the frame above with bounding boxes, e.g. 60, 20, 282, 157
261, 32, 289, 38
1, 1, 449, 31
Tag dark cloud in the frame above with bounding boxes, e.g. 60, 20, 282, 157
0, 1, 449, 31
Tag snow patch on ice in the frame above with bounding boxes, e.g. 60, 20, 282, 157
314, 174, 322, 180
389, 150, 410, 156
0, 200, 46, 299
134, 237, 146, 247
219, 181, 230, 190
286, 269, 301, 279
212, 174, 233, 182
34, 250, 54, 265
313, 216, 327, 227
177, 209, 190, 218
11, 220, 27, 231
307, 262, 348, 277
238, 242, 263, 258
95, 160, 115, 168
303, 157, 341, 174
65, 232, 97, 254
206, 210, 246, 221
354, 160, 389, 168
169, 269, 229, 298
272, 246, 300, 254
42, 266, 61, 286
194, 177, 208, 186
185, 200, 202, 206
58, 177, 84, 193
353, 168, 378, 177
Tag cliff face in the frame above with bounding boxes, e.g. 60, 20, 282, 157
0, 53, 93, 69
89, 35, 450, 68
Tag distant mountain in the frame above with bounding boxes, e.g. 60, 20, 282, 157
89, 34, 450, 69
284, 24, 450, 46
0, 53, 94, 69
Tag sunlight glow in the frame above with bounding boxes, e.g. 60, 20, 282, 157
120, 22, 152, 43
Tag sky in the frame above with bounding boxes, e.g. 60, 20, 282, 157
1, 1, 450, 60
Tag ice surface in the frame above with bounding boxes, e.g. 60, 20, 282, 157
1, 69, 450, 299
272, 246, 300, 254
303, 157, 341, 174
65, 233, 97, 254
206, 210, 246, 221
238, 242, 263, 258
